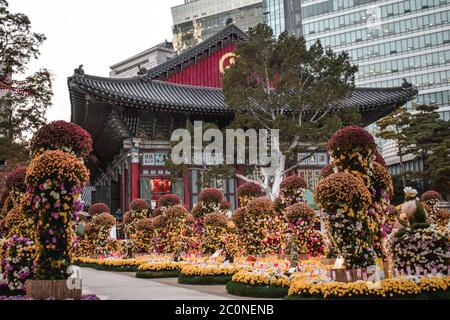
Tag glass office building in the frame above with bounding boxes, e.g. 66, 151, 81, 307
171, 0, 263, 52
301, 0, 450, 120
264, 0, 450, 175
263, 0, 303, 36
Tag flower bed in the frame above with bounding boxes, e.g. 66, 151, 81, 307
74, 257, 144, 272
226, 270, 290, 298
135, 261, 184, 279
178, 265, 242, 285
287, 276, 450, 300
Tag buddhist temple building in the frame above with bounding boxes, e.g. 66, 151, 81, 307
69, 24, 418, 213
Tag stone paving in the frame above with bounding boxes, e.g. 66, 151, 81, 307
80, 267, 265, 300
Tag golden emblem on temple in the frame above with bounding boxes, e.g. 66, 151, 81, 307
219, 52, 236, 74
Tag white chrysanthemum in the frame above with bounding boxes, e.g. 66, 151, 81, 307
403, 186, 418, 198
402, 200, 417, 219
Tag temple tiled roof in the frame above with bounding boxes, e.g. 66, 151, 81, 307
69, 73, 417, 120
69, 74, 232, 115
142, 24, 248, 81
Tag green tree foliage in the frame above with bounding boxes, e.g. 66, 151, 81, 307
222, 24, 359, 196
404, 104, 450, 194
0, 0, 53, 143
376, 107, 412, 188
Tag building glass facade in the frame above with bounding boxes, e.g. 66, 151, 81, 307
263, 0, 303, 37
171, 0, 263, 52
300, 0, 450, 172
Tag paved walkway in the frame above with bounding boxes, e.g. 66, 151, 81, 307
80, 268, 260, 300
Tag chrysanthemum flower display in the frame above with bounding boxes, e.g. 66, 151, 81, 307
328, 125, 377, 187
0, 236, 35, 291
315, 172, 375, 269
133, 218, 154, 253
163, 205, 188, 254
237, 182, 265, 207
239, 197, 280, 255
279, 176, 307, 208
88, 213, 116, 255
26, 150, 89, 279
152, 214, 168, 253
202, 212, 228, 254
421, 190, 443, 225
390, 200, 450, 275
123, 199, 149, 250
158, 194, 181, 213
30, 120, 93, 160
435, 209, 450, 229
370, 162, 395, 259
288, 275, 450, 299
3, 205, 33, 239
285, 203, 325, 257
5, 167, 27, 207
320, 164, 335, 180
88, 202, 110, 217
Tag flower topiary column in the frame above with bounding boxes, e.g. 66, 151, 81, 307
26, 150, 89, 279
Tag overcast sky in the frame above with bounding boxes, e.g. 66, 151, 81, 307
9, 0, 184, 122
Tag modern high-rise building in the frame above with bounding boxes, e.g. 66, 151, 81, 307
171, 0, 263, 52
263, 0, 303, 36
109, 41, 175, 78
285, 0, 450, 177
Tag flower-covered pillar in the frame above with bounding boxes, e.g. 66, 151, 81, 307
26, 150, 89, 279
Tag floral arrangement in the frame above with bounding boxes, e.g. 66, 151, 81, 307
231, 208, 246, 230
138, 261, 183, 272
151, 207, 163, 217
163, 205, 188, 254
124, 200, 149, 250
238, 197, 282, 255
88, 202, 110, 217
421, 190, 443, 225
74, 257, 144, 268
320, 164, 335, 179
279, 176, 307, 206
5, 167, 27, 206
129, 199, 149, 212
232, 270, 291, 287
0, 236, 35, 291
26, 150, 89, 280
288, 276, 450, 299
436, 209, 450, 228
374, 149, 387, 167
202, 212, 228, 254
30, 120, 93, 159
158, 194, 181, 212
87, 213, 116, 255
285, 203, 324, 257
328, 126, 376, 187
370, 162, 395, 259
134, 218, 154, 253
74, 239, 94, 257
390, 225, 450, 275
180, 265, 242, 277
199, 188, 224, 205
315, 172, 375, 268
237, 182, 265, 206
3, 205, 33, 239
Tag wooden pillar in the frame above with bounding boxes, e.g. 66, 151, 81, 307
183, 168, 191, 209
130, 147, 140, 201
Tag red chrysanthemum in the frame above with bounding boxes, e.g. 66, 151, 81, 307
5, 167, 27, 191
199, 188, 224, 204
328, 125, 376, 153
158, 194, 181, 208
320, 164, 335, 179
88, 203, 110, 216
237, 182, 265, 199
421, 190, 443, 203
30, 120, 93, 159
280, 175, 307, 192
130, 199, 149, 212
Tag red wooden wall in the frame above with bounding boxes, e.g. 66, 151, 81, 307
165, 44, 236, 88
